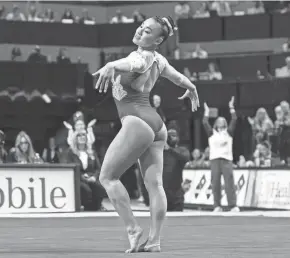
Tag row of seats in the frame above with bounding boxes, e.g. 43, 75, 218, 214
178, 13, 290, 42
171, 52, 290, 80
1, 13, 290, 49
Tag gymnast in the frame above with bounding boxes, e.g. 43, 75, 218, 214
92, 16, 199, 253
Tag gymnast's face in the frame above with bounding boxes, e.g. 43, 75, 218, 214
133, 18, 164, 48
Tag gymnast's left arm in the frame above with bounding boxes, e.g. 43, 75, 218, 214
161, 63, 200, 112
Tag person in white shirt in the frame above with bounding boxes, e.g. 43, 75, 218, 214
275, 56, 290, 78
193, 2, 210, 18
6, 5, 26, 21
207, 62, 223, 80
192, 44, 208, 59
110, 10, 132, 24
202, 97, 239, 213
174, 1, 191, 20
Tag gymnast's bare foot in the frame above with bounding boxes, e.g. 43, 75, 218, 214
138, 238, 161, 252
125, 227, 143, 253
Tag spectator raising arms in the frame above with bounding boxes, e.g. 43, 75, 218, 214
63, 129, 105, 211
203, 97, 239, 212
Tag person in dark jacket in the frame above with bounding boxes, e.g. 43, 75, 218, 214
63, 129, 105, 211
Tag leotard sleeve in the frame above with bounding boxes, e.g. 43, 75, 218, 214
126, 51, 154, 73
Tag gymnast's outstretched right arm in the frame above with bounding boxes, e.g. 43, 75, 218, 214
161, 62, 200, 112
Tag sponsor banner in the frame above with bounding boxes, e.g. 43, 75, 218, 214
183, 169, 250, 206
252, 170, 290, 209
0, 167, 76, 213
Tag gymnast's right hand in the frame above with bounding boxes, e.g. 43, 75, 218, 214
92, 63, 115, 93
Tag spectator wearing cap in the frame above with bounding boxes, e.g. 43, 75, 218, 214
0, 130, 7, 163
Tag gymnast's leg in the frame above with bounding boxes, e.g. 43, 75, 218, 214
138, 124, 167, 252
98, 116, 154, 253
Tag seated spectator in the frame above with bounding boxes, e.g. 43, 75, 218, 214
237, 155, 247, 167
27, 4, 42, 22
27, 45, 47, 63
174, 1, 191, 19
193, 2, 210, 18
280, 2, 290, 13
282, 38, 290, 52
201, 147, 210, 168
79, 8, 95, 25
253, 141, 271, 167
56, 48, 71, 64
6, 4, 26, 21
185, 148, 204, 168
152, 94, 166, 123
63, 129, 105, 211
42, 137, 60, 163
275, 56, 290, 78
0, 5, 5, 19
61, 9, 74, 24
211, 0, 232, 16
132, 9, 146, 23
183, 67, 197, 81
11, 46, 22, 61
0, 130, 7, 164
43, 8, 54, 22
192, 44, 208, 59
256, 70, 265, 80
207, 62, 223, 80
7, 131, 41, 164
110, 10, 131, 24
247, 1, 265, 15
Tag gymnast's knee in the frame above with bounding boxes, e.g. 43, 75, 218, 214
144, 176, 163, 191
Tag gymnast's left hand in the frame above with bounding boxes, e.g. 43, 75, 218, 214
92, 63, 115, 93
178, 88, 200, 112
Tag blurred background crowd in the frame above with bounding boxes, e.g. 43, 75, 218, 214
1, 0, 290, 211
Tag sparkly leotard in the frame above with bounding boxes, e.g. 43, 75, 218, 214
112, 48, 179, 133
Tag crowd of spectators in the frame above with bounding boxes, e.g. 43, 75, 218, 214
0, 3, 146, 25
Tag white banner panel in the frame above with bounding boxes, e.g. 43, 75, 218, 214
0, 167, 75, 213
183, 169, 250, 207
253, 170, 290, 209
